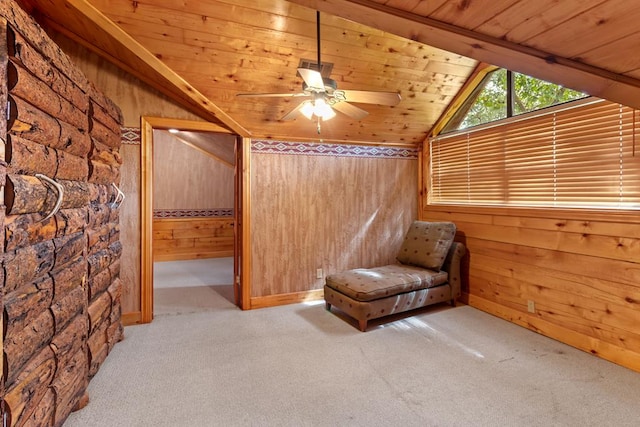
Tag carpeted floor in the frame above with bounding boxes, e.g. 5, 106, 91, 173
153, 258, 234, 289
64, 294, 640, 426
153, 258, 235, 316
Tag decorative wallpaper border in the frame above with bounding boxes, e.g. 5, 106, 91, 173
154, 209, 234, 219
121, 127, 141, 145
251, 140, 418, 159
121, 128, 417, 160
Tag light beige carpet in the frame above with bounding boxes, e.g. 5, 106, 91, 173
154, 285, 235, 316
153, 258, 234, 289
64, 301, 640, 426
153, 258, 235, 316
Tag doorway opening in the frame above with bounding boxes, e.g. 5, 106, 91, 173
152, 127, 235, 315
140, 117, 251, 323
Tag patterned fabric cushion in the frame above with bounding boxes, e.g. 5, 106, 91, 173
325, 264, 448, 302
396, 221, 456, 271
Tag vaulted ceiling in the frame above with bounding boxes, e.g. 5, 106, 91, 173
18, 0, 640, 145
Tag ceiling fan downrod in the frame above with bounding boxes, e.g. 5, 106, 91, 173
316, 10, 324, 134
316, 11, 321, 70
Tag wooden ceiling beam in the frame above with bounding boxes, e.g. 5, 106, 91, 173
286, 0, 640, 111
41, 0, 251, 137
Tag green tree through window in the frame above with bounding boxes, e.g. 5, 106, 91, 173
460, 69, 507, 129
513, 72, 586, 114
442, 69, 587, 133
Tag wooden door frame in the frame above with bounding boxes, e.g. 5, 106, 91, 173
234, 135, 252, 310
140, 116, 251, 323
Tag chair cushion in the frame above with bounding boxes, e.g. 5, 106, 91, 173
396, 221, 456, 271
325, 264, 448, 302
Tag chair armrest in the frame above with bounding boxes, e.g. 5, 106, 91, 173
441, 242, 466, 300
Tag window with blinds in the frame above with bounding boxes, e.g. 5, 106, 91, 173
429, 99, 640, 209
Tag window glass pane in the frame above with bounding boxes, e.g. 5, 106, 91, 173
513, 72, 587, 115
460, 69, 507, 129
441, 68, 589, 134
442, 69, 507, 133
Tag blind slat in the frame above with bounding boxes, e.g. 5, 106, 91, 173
429, 100, 639, 209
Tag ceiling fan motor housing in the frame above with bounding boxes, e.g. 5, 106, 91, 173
303, 77, 337, 94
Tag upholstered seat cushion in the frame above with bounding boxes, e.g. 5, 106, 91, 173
396, 221, 456, 271
325, 264, 448, 302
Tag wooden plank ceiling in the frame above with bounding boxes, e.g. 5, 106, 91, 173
20, 0, 640, 145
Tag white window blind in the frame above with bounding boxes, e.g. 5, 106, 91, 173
429, 99, 640, 209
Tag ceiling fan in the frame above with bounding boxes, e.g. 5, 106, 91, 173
236, 11, 401, 133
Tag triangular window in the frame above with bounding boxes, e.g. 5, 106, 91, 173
441, 69, 587, 133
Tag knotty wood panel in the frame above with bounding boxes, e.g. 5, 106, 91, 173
421, 206, 640, 372
46, 31, 203, 127
474, 0, 607, 42
251, 151, 417, 299
20, 0, 640, 145
153, 217, 234, 261
153, 130, 233, 210
288, 0, 640, 111
62, 0, 475, 143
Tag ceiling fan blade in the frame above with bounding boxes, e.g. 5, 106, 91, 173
280, 102, 307, 121
298, 68, 325, 91
332, 101, 369, 120
340, 90, 401, 106
237, 92, 308, 98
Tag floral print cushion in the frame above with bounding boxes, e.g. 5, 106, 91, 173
396, 221, 456, 271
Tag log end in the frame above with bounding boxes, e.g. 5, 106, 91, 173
72, 392, 90, 412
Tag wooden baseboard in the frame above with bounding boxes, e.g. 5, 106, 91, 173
250, 289, 325, 310
153, 250, 234, 262
121, 311, 142, 326
467, 294, 640, 373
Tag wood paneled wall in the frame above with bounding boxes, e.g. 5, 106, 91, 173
153, 217, 234, 261
118, 143, 141, 320
43, 19, 419, 314
251, 148, 418, 307
422, 199, 640, 372
45, 34, 202, 128
153, 130, 233, 210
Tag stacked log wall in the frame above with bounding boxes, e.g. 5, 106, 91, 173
1, 2, 123, 425
0, 14, 8, 420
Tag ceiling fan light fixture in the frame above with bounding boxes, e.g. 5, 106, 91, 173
299, 98, 336, 121
300, 101, 315, 120
314, 98, 336, 120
